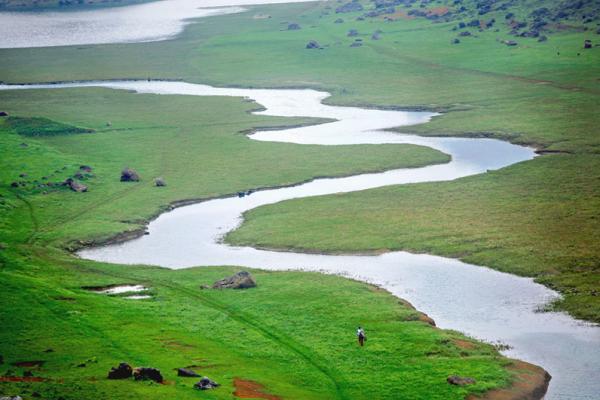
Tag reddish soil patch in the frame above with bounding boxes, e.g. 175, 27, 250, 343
0, 376, 46, 382
12, 360, 45, 368
467, 360, 551, 400
233, 378, 282, 400
452, 339, 476, 350
418, 313, 436, 326
380, 11, 414, 20
427, 6, 449, 16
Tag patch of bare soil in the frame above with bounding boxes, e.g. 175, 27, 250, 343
467, 360, 551, 400
233, 378, 282, 400
452, 339, 476, 350
0, 376, 46, 382
11, 360, 45, 368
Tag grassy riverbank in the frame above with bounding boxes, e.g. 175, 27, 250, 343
0, 91, 523, 398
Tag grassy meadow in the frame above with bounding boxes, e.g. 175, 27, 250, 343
1, 0, 598, 398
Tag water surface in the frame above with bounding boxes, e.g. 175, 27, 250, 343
0, 0, 313, 48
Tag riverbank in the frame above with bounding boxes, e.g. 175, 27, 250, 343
0, 86, 520, 399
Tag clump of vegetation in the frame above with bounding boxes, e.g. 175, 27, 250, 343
6, 116, 93, 137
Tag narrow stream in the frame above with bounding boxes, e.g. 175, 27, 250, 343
2, 81, 598, 399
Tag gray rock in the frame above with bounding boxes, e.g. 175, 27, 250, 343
287, 23, 301, 30
120, 167, 140, 182
133, 367, 163, 383
212, 271, 257, 289
447, 375, 476, 386
584, 39, 592, 49
108, 362, 132, 379
347, 29, 358, 37
63, 178, 87, 193
155, 177, 166, 187
177, 368, 200, 377
194, 376, 220, 390
306, 40, 321, 49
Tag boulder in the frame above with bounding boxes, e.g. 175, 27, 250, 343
212, 271, 257, 289
194, 376, 220, 390
287, 23, 301, 30
154, 177, 166, 187
503, 40, 518, 46
107, 362, 133, 379
120, 167, 140, 182
63, 178, 88, 193
334, 18, 344, 23
538, 35, 548, 42
350, 41, 363, 47
458, 31, 471, 37
452, 38, 460, 44
0, 111, 8, 117
371, 31, 381, 40
177, 368, 200, 377
306, 40, 321, 49
79, 165, 93, 172
584, 39, 592, 49
133, 367, 163, 383
347, 29, 358, 37
447, 375, 476, 386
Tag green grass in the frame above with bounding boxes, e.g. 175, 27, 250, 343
1, 0, 597, 397
5, 116, 94, 137
0, 246, 513, 399
0, 87, 499, 398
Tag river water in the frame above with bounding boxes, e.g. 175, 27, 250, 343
1, 81, 597, 399
0, 0, 315, 48
0, 1, 598, 398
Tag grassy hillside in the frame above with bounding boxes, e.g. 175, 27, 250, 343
0, 0, 597, 396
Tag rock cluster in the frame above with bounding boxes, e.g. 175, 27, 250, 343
447, 375, 476, 386
63, 178, 87, 193
194, 376, 220, 390
120, 167, 140, 182
108, 362, 133, 379
133, 367, 163, 383
212, 271, 257, 289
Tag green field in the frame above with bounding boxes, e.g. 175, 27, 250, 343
1, 0, 598, 398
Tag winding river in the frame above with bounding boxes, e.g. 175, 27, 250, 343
2, 80, 598, 399
1, 1, 599, 398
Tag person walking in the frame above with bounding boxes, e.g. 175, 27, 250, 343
357, 326, 366, 347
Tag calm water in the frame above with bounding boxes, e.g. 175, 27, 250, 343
1, 81, 595, 399
0, 0, 314, 48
